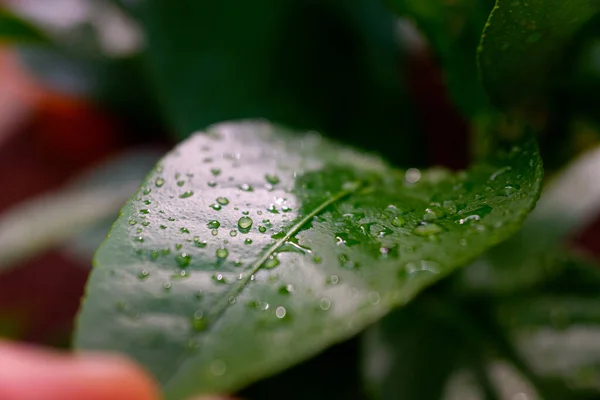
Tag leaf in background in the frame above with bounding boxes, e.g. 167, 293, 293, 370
0, 8, 48, 44
361, 294, 474, 400
479, 0, 600, 116
117, 0, 423, 167
0, 148, 162, 273
391, 0, 495, 118
75, 120, 542, 399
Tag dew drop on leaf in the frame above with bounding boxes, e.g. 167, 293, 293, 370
179, 191, 194, 199
238, 216, 253, 231
239, 184, 253, 192
138, 269, 150, 280
263, 255, 280, 269
413, 223, 442, 236
176, 253, 191, 268
216, 197, 229, 205
207, 220, 220, 229
265, 174, 280, 185
275, 306, 287, 319
258, 226, 267, 233
391, 216, 405, 227
216, 247, 229, 259
155, 177, 165, 187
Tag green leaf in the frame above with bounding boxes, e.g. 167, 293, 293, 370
75, 120, 542, 399
0, 8, 48, 44
479, 0, 600, 115
391, 0, 495, 118
118, 0, 423, 166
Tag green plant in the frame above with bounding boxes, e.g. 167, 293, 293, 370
2, 0, 600, 399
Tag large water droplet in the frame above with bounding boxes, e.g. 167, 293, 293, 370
423, 206, 445, 221
155, 177, 165, 187
207, 220, 221, 229
216, 247, 229, 259
238, 216, 253, 231
391, 216, 406, 227
176, 253, 191, 268
216, 197, 229, 205
275, 306, 287, 319
263, 255, 280, 269
265, 174, 280, 185
413, 223, 442, 236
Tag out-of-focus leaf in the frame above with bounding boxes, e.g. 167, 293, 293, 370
479, 0, 600, 116
391, 0, 494, 118
362, 295, 473, 400
75, 120, 541, 399
118, 0, 422, 166
0, 148, 162, 272
0, 8, 48, 44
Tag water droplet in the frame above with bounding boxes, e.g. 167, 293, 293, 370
168, 217, 176, 222
129, 219, 137, 226
155, 177, 165, 187
239, 184, 254, 192
175, 243, 183, 250
163, 282, 172, 291
244, 238, 253, 245
278, 284, 293, 295
208, 181, 217, 187
191, 311, 208, 332
500, 185, 519, 197
211, 229, 219, 236
212, 273, 227, 284
413, 223, 442, 236
391, 216, 406, 227
320, 297, 331, 310
140, 209, 150, 215
194, 237, 207, 248
326, 275, 339, 285
151, 250, 159, 259
267, 205, 279, 214
210, 203, 222, 211
216, 247, 229, 259
423, 206, 445, 221
207, 220, 221, 229
211, 168, 221, 176
405, 168, 421, 183
138, 269, 150, 279
142, 221, 150, 227
180, 227, 190, 234
258, 226, 267, 233
210, 359, 227, 376
368, 291, 381, 305
179, 191, 194, 199
457, 215, 481, 225
339, 253, 358, 268
228, 296, 236, 304
177, 180, 185, 187
313, 255, 322, 264
176, 253, 191, 268
229, 230, 237, 237
263, 255, 280, 269
216, 197, 229, 205
265, 174, 280, 185
275, 306, 287, 319
143, 188, 152, 195
490, 166, 511, 181
134, 236, 144, 243
237, 216, 253, 231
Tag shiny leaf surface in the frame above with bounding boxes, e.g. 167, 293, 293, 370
75, 120, 542, 399
479, 0, 600, 115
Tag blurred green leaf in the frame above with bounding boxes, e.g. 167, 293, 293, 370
0, 8, 48, 44
479, 0, 600, 116
75, 120, 541, 399
118, 0, 423, 166
0, 149, 161, 273
391, 0, 494, 118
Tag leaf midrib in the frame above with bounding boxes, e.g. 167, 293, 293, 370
159, 181, 364, 386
